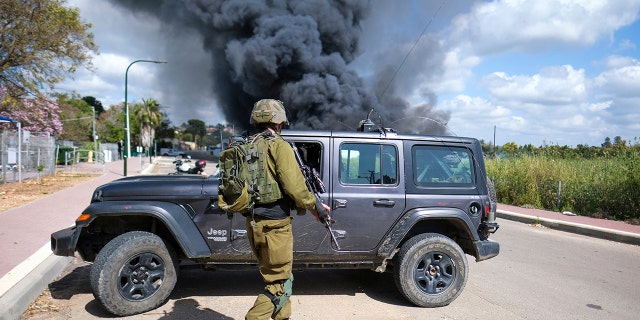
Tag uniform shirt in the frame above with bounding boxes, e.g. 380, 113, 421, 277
266, 135, 317, 212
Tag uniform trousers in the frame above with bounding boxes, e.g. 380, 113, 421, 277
245, 216, 293, 320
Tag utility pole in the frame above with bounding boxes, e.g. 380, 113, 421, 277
91, 106, 98, 157
93, 106, 97, 167
493, 125, 497, 157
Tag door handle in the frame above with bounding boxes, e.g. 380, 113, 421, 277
334, 199, 348, 208
232, 229, 247, 240
332, 229, 346, 239
373, 199, 395, 207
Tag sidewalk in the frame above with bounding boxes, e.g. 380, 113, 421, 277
0, 157, 153, 320
497, 204, 640, 246
0, 165, 638, 319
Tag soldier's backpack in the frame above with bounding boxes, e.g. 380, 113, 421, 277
217, 131, 283, 214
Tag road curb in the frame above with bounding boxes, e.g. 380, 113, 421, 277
0, 244, 72, 320
497, 209, 640, 246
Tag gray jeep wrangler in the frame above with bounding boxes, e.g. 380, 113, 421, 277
51, 127, 499, 316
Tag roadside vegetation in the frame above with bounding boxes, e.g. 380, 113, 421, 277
484, 138, 640, 224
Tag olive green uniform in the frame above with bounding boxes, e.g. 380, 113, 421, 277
245, 134, 317, 320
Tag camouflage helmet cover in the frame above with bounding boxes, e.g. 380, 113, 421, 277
250, 99, 289, 125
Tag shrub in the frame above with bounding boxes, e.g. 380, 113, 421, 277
486, 150, 640, 222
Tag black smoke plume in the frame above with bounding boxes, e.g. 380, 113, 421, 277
112, 0, 450, 134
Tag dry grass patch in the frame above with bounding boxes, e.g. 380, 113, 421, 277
0, 173, 97, 212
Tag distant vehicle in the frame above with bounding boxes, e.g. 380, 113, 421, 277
206, 146, 222, 157
172, 159, 206, 175
160, 148, 180, 156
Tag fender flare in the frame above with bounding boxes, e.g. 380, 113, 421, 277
377, 208, 479, 259
79, 201, 211, 258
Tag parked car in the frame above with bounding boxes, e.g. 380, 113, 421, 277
51, 126, 499, 316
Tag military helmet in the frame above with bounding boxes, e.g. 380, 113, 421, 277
250, 99, 289, 125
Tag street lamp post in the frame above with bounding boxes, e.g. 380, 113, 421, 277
124, 59, 166, 176
92, 106, 97, 170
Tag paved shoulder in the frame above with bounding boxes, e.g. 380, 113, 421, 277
497, 203, 640, 246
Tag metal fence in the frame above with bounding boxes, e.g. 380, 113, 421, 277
56, 140, 119, 175
1, 128, 120, 183
1, 129, 57, 183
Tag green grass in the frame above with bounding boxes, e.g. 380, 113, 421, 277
486, 152, 640, 222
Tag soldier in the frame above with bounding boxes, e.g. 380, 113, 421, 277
244, 99, 330, 320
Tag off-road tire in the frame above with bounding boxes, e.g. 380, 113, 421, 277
90, 231, 178, 316
393, 233, 468, 307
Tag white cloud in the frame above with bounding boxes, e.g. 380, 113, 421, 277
438, 61, 632, 146
440, 95, 522, 139
61, 0, 167, 107
58, 52, 167, 108
432, 0, 640, 98
70, 0, 164, 55
587, 101, 613, 112
592, 56, 640, 97
445, 0, 640, 57
427, 48, 479, 95
602, 55, 638, 68
482, 65, 587, 104
429, 0, 640, 146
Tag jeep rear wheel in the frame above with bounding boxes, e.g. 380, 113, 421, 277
393, 233, 468, 307
90, 231, 177, 316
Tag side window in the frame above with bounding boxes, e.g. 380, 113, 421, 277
292, 141, 323, 177
413, 145, 474, 186
340, 143, 398, 185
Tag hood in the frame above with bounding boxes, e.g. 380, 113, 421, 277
92, 175, 219, 202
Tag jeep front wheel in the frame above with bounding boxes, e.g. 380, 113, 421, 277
90, 231, 177, 316
393, 233, 468, 307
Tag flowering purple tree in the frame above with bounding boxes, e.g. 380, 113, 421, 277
0, 86, 63, 135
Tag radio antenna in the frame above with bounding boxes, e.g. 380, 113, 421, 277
377, 0, 447, 101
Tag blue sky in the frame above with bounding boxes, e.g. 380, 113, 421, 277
60, 0, 640, 147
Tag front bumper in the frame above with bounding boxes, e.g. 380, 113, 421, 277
51, 226, 80, 257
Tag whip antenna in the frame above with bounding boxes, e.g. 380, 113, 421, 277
377, 0, 447, 101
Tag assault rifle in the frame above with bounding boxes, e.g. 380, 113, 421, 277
290, 142, 341, 250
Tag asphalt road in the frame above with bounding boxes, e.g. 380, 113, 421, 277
20, 218, 640, 320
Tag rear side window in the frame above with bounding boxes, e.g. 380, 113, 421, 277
413, 145, 474, 186
340, 143, 398, 185
292, 141, 323, 177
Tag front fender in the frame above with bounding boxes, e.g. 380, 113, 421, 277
79, 201, 211, 258
377, 208, 480, 258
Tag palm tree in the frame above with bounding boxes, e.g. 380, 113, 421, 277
133, 98, 163, 154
